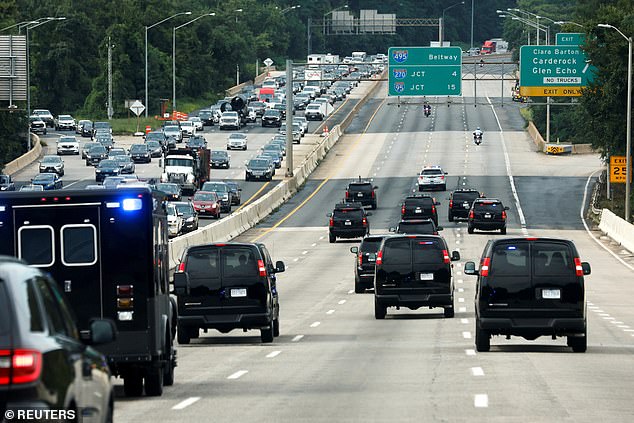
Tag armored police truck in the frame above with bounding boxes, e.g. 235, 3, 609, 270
0, 187, 177, 397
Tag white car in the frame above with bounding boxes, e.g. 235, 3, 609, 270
279, 123, 301, 144
294, 116, 309, 135
57, 135, 80, 155
180, 121, 196, 137
227, 133, 248, 150
55, 115, 76, 131
219, 111, 241, 130
166, 203, 184, 238
188, 117, 203, 132
305, 103, 324, 121
417, 165, 448, 191
32, 109, 54, 127
246, 107, 257, 123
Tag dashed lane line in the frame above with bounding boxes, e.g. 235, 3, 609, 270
292, 335, 304, 342
310, 321, 321, 328
172, 397, 201, 410
474, 394, 489, 408
227, 370, 248, 380
266, 351, 282, 358
471, 367, 485, 376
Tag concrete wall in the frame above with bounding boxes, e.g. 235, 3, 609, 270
526, 121, 593, 155
599, 208, 634, 254
2, 134, 41, 175
225, 68, 277, 97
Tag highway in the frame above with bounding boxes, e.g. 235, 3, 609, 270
108, 77, 634, 421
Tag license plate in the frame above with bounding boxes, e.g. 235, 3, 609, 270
542, 289, 560, 299
415, 209, 422, 213
231, 288, 247, 298
344, 221, 352, 225
484, 213, 492, 218
357, 192, 363, 197
419, 273, 434, 281
463, 203, 470, 209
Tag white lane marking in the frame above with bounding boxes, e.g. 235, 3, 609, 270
618, 325, 630, 328
459, 307, 467, 313
338, 300, 346, 305
326, 309, 335, 315
458, 298, 465, 303
471, 367, 485, 376
293, 258, 299, 262
172, 397, 201, 410
603, 317, 615, 320
348, 289, 354, 294
310, 321, 321, 328
292, 335, 304, 342
266, 351, 282, 358
319, 236, 324, 240
458, 288, 464, 293
474, 394, 489, 408
311, 243, 317, 247
487, 96, 527, 233
598, 313, 610, 317
624, 329, 634, 333
302, 250, 308, 255
465, 349, 476, 356
227, 370, 248, 380
611, 321, 624, 324
461, 318, 469, 324
588, 306, 599, 309
462, 331, 472, 339
594, 310, 604, 313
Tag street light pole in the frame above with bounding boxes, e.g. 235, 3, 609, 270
323, 5, 349, 49
172, 13, 215, 114
470, 0, 474, 49
145, 11, 191, 118
441, 1, 465, 45
598, 24, 632, 222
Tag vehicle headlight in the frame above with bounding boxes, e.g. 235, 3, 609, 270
186, 216, 194, 222
96, 169, 102, 173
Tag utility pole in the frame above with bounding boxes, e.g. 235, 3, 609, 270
236, 64, 239, 86
107, 36, 113, 120
307, 17, 311, 56
285, 59, 294, 177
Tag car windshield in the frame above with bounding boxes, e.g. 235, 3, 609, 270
147, 132, 164, 141
130, 145, 147, 153
212, 151, 227, 158
34, 174, 55, 181
453, 192, 480, 202
147, 141, 160, 148
474, 201, 503, 212
422, 168, 443, 176
201, 182, 227, 192
165, 158, 192, 167
333, 209, 363, 219
0, 176, 9, 184
223, 112, 238, 118
114, 156, 131, 163
164, 126, 179, 132
229, 134, 246, 139
360, 237, 383, 253
182, 122, 193, 127
193, 192, 217, 201
174, 203, 193, 214
348, 183, 372, 193
99, 160, 118, 169
90, 146, 107, 154
157, 184, 179, 194
249, 159, 269, 168
59, 137, 76, 142
42, 156, 60, 163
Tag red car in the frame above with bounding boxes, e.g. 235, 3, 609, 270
192, 191, 221, 218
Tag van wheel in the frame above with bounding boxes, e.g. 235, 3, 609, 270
475, 326, 490, 352
569, 331, 587, 353
123, 373, 143, 397
144, 368, 164, 396
448, 213, 454, 222
329, 233, 336, 243
444, 305, 455, 318
261, 325, 274, 343
163, 358, 175, 386
500, 227, 507, 235
354, 281, 364, 294
467, 226, 474, 234
374, 297, 386, 319
177, 324, 191, 345
273, 318, 280, 337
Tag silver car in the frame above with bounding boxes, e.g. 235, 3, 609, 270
39, 155, 65, 176
163, 125, 182, 142
227, 133, 248, 150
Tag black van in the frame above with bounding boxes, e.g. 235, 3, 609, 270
464, 237, 591, 352
373, 235, 460, 319
349, 235, 387, 293
174, 242, 285, 343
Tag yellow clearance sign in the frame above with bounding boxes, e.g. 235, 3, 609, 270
519, 86, 583, 97
610, 156, 632, 183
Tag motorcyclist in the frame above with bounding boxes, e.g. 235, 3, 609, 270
473, 127, 483, 143
423, 102, 431, 116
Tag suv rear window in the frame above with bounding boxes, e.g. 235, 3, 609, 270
491, 243, 529, 276
422, 169, 442, 176
404, 197, 432, 207
534, 243, 574, 276
186, 248, 220, 279
453, 192, 479, 202
333, 209, 363, 220
412, 239, 444, 264
348, 183, 372, 193
222, 247, 258, 278
383, 238, 410, 265
474, 201, 503, 212
398, 221, 436, 234
360, 237, 383, 253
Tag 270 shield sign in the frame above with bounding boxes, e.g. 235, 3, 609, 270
392, 69, 407, 79
392, 50, 408, 63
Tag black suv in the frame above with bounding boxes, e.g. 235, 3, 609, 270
373, 235, 460, 319
401, 194, 439, 225
0, 256, 116, 420
211, 150, 230, 169
448, 189, 482, 221
464, 237, 591, 352
174, 242, 285, 343
262, 109, 282, 127
345, 179, 378, 209
328, 202, 371, 243
129, 143, 151, 163
468, 198, 509, 234
350, 235, 387, 293
393, 218, 442, 235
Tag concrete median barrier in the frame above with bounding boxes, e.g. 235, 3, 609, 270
3, 135, 41, 175
599, 208, 634, 255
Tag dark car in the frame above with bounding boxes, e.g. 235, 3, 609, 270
95, 159, 121, 182
211, 150, 230, 169
30, 173, 63, 190
173, 201, 199, 232
373, 235, 460, 319
464, 237, 591, 352
198, 110, 214, 126
245, 158, 273, 181
401, 194, 439, 225
393, 218, 442, 235
80, 120, 94, 137
224, 180, 242, 205
262, 109, 282, 127
129, 143, 151, 163
259, 151, 282, 169
0, 174, 16, 191
0, 257, 116, 421
345, 179, 378, 209
95, 134, 114, 151
328, 202, 371, 243
92, 121, 112, 136
155, 182, 182, 201
146, 140, 164, 158
200, 181, 231, 212
82, 141, 101, 160
85, 145, 108, 166
448, 189, 483, 221
111, 155, 136, 174
174, 242, 285, 343
191, 191, 221, 218
146, 131, 168, 151
350, 235, 387, 293
468, 198, 509, 234
186, 135, 207, 150
272, 103, 287, 119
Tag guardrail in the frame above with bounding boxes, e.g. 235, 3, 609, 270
3, 134, 41, 175
599, 208, 634, 254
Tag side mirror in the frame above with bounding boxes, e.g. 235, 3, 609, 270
463, 261, 478, 275
158, 158, 164, 168
327, 212, 333, 217
275, 260, 286, 273
435, 201, 441, 206
582, 262, 591, 275
389, 227, 396, 233
451, 251, 461, 261
444, 172, 448, 175
238, 188, 242, 191
504, 206, 510, 211
173, 272, 190, 295
437, 226, 444, 231
373, 186, 379, 189
88, 319, 117, 345
350, 246, 359, 254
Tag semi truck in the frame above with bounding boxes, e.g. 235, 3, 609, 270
159, 147, 211, 195
0, 187, 177, 397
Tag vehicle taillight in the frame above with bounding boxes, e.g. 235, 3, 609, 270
480, 257, 491, 277
432, 204, 436, 213
401, 205, 405, 215
0, 350, 42, 385
358, 253, 363, 267
469, 210, 474, 219
574, 258, 583, 277
449, 200, 453, 208
345, 191, 349, 199
177, 262, 185, 272
501, 210, 507, 220
362, 217, 368, 226
371, 191, 375, 198
442, 249, 450, 264
376, 250, 383, 266
258, 259, 267, 277
329, 217, 334, 227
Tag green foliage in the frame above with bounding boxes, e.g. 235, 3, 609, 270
0, 111, 28, 171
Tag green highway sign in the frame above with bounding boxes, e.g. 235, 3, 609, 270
519, 45, 595, 97
556, 33, 585, 46
388, 46, 462, 96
